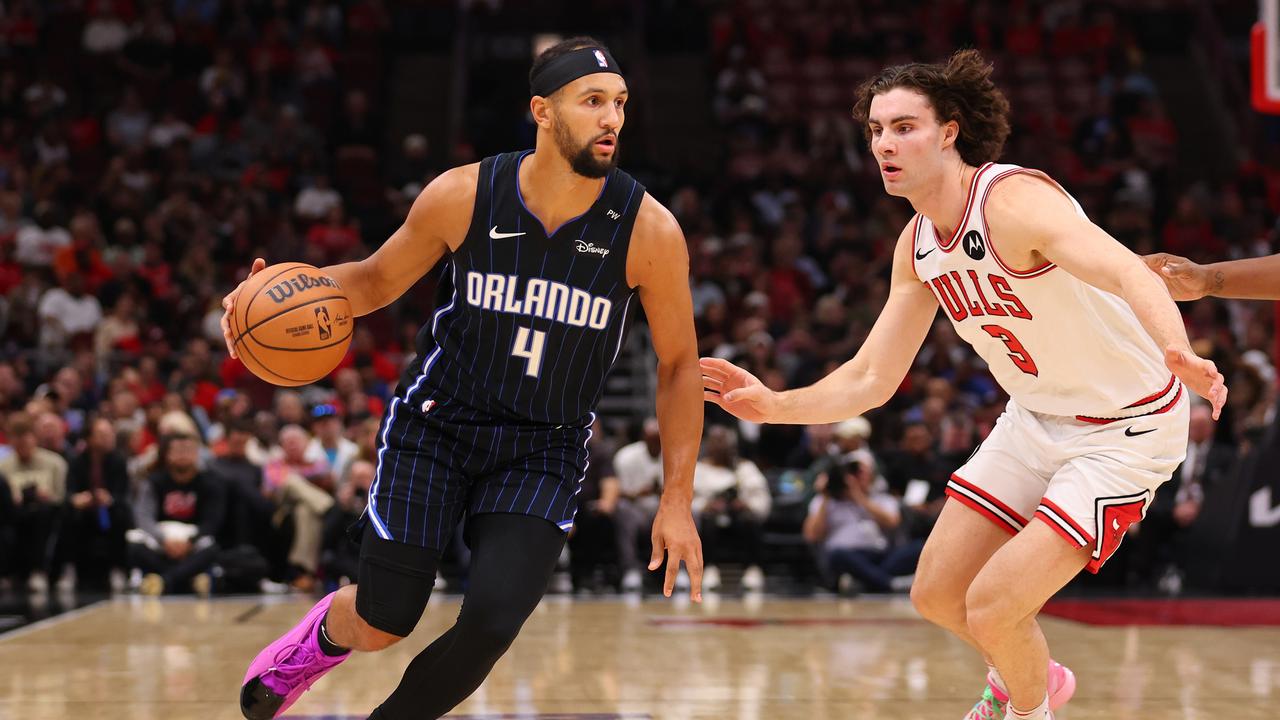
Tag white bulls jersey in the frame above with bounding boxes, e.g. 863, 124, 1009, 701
912, 162, 1180, 421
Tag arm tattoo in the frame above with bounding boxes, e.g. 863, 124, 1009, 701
1212, 270, 1225, 293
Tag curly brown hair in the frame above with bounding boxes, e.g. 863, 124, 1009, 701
851, 49, 1011, 166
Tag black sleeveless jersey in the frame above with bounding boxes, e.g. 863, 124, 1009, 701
398, 151, 645, 427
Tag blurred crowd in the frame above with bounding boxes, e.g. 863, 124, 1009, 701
0, 0, 1276, 598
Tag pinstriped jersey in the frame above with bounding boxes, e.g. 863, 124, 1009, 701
912, 162, 1175, 419
399, 151, 644, 427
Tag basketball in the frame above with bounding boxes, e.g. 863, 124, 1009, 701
230, 262, 354, 387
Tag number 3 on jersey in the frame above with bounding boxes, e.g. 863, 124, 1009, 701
981, 324, 1039, 376
512, 326, 547, 378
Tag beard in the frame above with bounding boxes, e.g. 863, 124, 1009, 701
554, 121, 618, 179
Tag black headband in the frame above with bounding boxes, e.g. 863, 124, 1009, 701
530, 46, 623, 98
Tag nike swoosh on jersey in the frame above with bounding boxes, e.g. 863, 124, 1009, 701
915, 247, 935, 260
489, 226, 527, 239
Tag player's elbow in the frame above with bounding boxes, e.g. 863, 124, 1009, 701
349, 259, 397, 316
864, 376, 898, 409
655, 354, 698, 382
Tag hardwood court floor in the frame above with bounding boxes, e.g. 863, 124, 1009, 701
2, 593, 1278, 719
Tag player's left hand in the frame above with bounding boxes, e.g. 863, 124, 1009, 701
649, 502, 703, 602
1165, 345, 1227, 420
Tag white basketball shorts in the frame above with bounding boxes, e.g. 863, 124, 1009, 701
946, 381, 1189, 573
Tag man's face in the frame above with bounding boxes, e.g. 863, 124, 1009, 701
706, 427, 735, 465
280, 429, 308, 462
35, 413, 65, 450
547, 73, 627, 178
13, 431, 36, 459
867, 88, 955, 199
226, 429, 250, 458
275, 394, 304, 424
315, 416, 341, 443
54, 368, 81, 401
167, 438, 199, 477
90, 419, 115, 452
902, 425, 933, 454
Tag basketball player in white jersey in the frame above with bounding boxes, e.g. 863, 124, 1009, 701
1145, 251, 1280, 300
702, 50, 1227, 720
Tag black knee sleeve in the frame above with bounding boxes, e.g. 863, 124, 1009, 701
355, 523, 442, 637
370, 513, 568, 720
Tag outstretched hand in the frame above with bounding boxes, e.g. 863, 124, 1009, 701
700, 357, 778, 423
1143, 252, 1211, 301
220, 258, 267, 359
649, 503, 703, 602
1165, 345, 1227, 420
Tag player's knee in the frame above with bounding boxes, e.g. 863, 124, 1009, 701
353, 583, 429, 644
355, 622, 405, 652
467, 613, 525, 652
458, 602, 529, 654
963, 580, 1007, 641
353, 604, 424, 646
910, 573, 966, 628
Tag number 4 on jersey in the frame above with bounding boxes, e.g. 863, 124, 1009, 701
981, 324, 1039, 376
512, 326, 547, 378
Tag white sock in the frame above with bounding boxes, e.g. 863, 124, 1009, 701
1005, 693, 1049, 720
987, 663, 1007, 694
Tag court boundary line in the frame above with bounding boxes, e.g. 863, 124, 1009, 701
0, 598, 110, 642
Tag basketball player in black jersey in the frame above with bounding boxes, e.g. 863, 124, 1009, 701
223, 38, 705, 720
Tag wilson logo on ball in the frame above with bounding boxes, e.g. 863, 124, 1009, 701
264, 273, 342, 303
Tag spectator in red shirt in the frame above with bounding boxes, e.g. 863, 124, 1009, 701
53, 212, 114, 293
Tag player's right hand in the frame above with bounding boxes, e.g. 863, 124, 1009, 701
700, 357, 777, 423
1142, 252, 1211, 301
1165, 345, 1228, 420
221, 257, 267, 360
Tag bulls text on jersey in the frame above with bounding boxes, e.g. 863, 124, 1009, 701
923, 269, 1032, 322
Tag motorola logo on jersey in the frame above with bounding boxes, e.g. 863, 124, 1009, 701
963, 230, 986, 261
575, 240, 610, 257
465, 271, 612, 330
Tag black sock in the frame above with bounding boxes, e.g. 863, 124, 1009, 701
316, 612, 350, 656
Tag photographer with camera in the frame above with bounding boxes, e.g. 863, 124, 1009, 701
803, 450, 918, 593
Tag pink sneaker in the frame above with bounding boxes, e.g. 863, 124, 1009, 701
240, 591, 351, 719
1045, 659, 1076, 709
967, 660, 1075, 719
